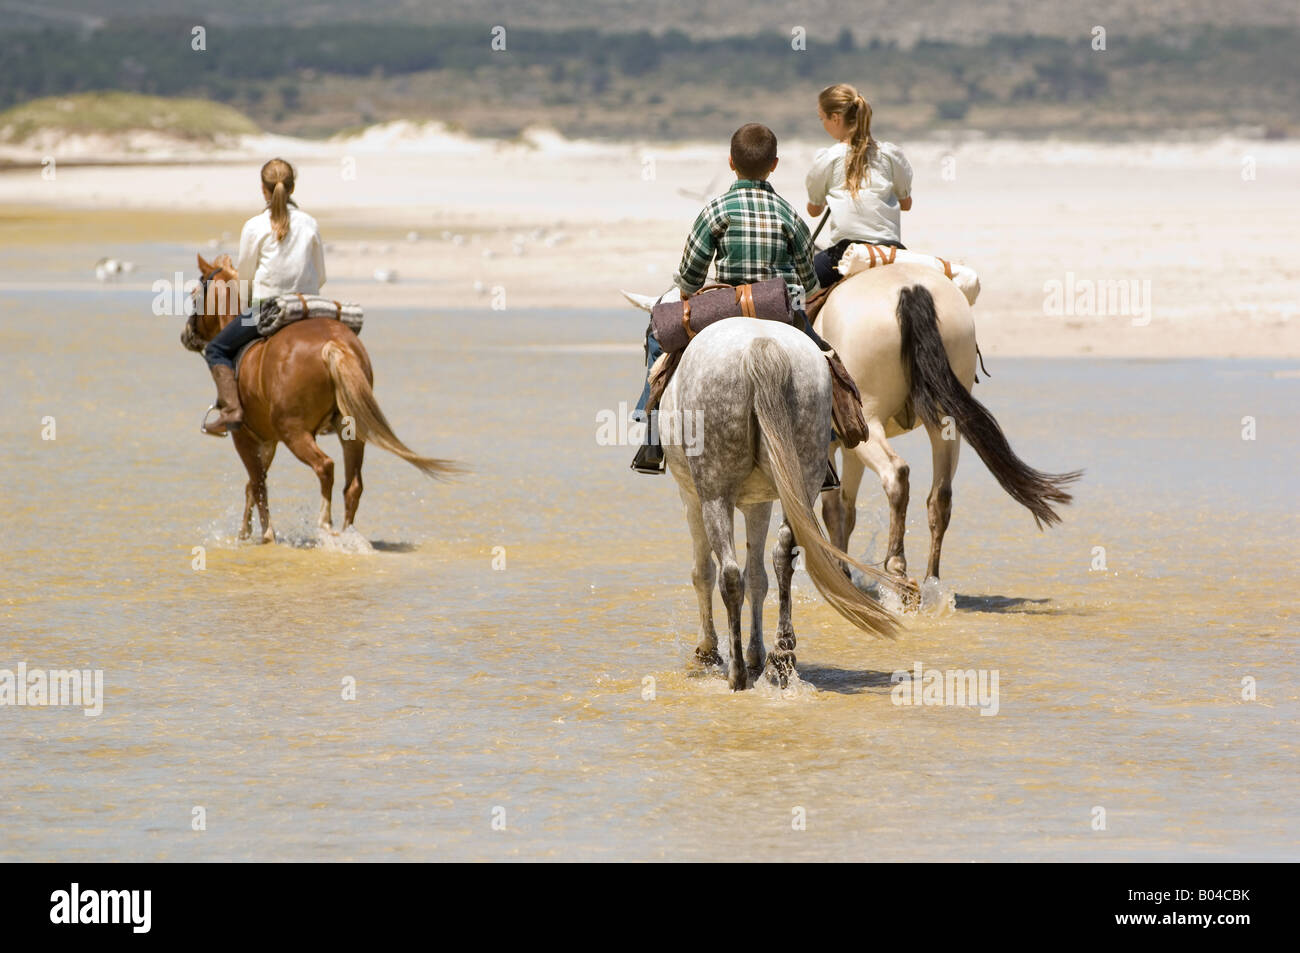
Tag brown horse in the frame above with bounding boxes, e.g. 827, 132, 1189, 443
186, 253, 459, 542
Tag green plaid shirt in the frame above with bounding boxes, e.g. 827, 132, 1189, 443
673, 178, 818, 300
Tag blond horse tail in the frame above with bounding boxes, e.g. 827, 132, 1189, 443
744, 337, 899, 638
322, 340, 463, 480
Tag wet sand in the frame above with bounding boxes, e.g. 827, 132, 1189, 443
1, 289, 1295, 860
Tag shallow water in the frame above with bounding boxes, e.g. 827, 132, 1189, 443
1, 288, 1296, 860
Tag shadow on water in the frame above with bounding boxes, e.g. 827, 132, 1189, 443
371, 540, 420, 553
954, 593, 1053, 613
797, 664, 896, 695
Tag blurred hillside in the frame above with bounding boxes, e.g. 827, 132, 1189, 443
1, 9, 1296, 142
3, 0, 1297, 43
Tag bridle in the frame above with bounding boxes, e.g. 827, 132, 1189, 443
189, 265, 226, 318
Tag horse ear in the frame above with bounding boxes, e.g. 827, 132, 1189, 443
197, 253, 212, 273
217, 253, 234, 270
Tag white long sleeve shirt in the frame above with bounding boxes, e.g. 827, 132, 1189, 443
236, 206, 326, 308
805, 140, 913, 246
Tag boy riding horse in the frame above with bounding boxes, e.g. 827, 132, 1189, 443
631, 123, 864, 491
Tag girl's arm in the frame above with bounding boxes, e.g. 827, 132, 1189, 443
805, 148, 833, 221
235, 221, 258, 311
884, 143, 914, 213
312, 229, 327, 288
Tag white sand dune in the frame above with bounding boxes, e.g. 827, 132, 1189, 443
1, 122, 1296, 357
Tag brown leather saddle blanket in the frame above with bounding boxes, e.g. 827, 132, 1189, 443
650, 278, 793, 354
645, 280, 867, 447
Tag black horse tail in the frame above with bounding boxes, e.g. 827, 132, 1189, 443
896, 285, 1082, 529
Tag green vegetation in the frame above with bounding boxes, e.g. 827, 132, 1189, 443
0, 19, 1295, 141
0, 92, 260, 143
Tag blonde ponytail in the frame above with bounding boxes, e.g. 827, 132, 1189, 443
260, 158, 296, 241
818, 84, 877, 198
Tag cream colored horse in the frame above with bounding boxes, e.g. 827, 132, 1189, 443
816, 263, 1081, 584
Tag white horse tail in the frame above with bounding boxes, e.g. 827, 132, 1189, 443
744, 337, 899, 638
895, 285, 1082, 528
322, 340, 464, 481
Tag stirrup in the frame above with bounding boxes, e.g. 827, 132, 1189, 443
201, 404, 235, 438
631, 443, 665, 474
821, 458, 841, 492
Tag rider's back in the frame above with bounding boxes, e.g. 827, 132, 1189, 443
237, 206, 326, 305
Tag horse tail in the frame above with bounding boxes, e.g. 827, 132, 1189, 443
321, 341, 463, 481
744, 337, 899, 639
896, 285, 1081, 528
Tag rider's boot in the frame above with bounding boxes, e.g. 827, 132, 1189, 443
202, 364, 243, 436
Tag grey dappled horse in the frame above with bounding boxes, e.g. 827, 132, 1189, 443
653, 317, 899, 691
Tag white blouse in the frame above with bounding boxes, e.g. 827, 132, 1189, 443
805, 140, 913, 246
236, 206, 326, 307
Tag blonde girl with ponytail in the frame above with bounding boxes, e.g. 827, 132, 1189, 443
805, 84, 913, 289
202, 158, 327, 435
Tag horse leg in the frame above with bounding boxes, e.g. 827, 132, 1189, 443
924, 421, 961, 581
232, 429, 271, 543
740, 501, 771, 680
341, 435, 365, 531
838, 447, 868, 550
821, 435, 871, 559
768, 517, 797, 687
820, 443, 846, 547
683, 496, 720, 667
701, 497, 747, 691
256, 441, 276, 542
284, 430, 335, 532
853, 419, 911, 581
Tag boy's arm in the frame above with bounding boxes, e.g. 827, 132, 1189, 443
788, 214, 819, 296
672, 206, 718, 295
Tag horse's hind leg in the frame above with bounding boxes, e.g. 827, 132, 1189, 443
823, 440, 868, 554
284, 430, 335, 532
341, 435, 365, 531
768, 517, 797, 687
853, 419, 910, 581
683, 496, 720, 667
701, 497, 747, 691
923, 421, 961, 581
740, 501, 771, 680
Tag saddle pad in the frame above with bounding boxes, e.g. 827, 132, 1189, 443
838, 244, 981, 306
232, 338, 260, 384
257, 294, 364, 337
650, 278, 792, 354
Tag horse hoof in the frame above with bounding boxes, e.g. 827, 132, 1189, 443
694, 648, 723, 668
728, 665, 748, 692
766, 651, 796, 689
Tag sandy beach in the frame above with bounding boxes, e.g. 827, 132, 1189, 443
2, 124, 1297, 358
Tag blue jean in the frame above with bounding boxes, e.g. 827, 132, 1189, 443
203, 309, 260, 370
633, 324, 662, 421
